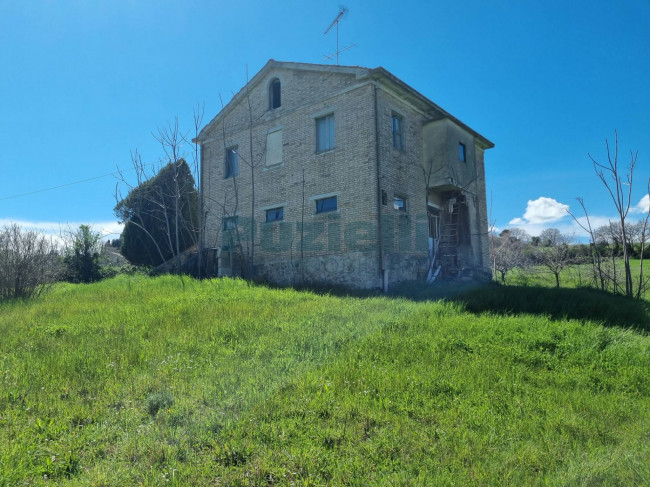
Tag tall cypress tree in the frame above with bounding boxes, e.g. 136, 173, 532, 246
115, 159, 199, 267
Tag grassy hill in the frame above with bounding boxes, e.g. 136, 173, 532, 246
1, 275, 649, 486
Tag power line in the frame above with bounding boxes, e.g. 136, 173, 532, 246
0, 161, 160, 201
0, 171, 118, 201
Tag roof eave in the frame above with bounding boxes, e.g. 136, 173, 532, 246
195, 59, 279, 143
366, 67, 494, 149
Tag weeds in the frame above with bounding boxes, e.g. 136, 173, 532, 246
0, 275, 648, 485
146, 391, 174, 416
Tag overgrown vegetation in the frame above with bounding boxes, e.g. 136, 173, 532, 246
0, 223, 59, 300
0, 224, 151, 302
493, 133, 649, 297
492, 224, 649, 297
61, 224, 103, 284
115, 158, 199, 267
1, 275, 648, 485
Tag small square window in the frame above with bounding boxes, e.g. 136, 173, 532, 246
265, 207, 284, 222
315, 196, 337, 214
394, 196, 407, 212
316, 114, 335, 152
459, 142, 466, 162
392, 114, 404, 150
223, 216, 238, 231
225, 146, 239, 178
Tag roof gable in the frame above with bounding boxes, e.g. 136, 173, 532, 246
195, 59, 493, 149
195, 60, 371, 142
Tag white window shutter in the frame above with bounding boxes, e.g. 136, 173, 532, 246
266, 129, 282, 166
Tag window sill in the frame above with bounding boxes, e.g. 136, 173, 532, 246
314, 209, 339, 216
263, 163, 284, 171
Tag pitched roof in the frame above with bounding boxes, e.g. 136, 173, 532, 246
195, 59, 493, 149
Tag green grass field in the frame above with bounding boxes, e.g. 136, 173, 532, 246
1, 275, 649, 486
507, 259, 649, 299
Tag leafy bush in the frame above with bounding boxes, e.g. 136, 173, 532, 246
62, 225, 103, 284
145, 390, 174, 416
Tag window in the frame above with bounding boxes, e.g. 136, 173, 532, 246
316, 114, 335, 152
315, 195, 337, 214
428, 206, 440, 240
381, 190, 387, 206
392, 114, 404, 150
459, 142, 466, 162
265, 207, 284, 222
223, 216, 238, 231
266, 129, 282, 166
225, 146, 238, 178
394, 196, 407, 212
222, 216, 238, 250
269, 78, 281, 109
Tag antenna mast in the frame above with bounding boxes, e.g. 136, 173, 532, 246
324, 6, 353, 65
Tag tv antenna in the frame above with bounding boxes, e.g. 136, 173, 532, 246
323, 6, 355, 65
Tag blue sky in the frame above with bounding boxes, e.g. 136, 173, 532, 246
1, 0, 648, 240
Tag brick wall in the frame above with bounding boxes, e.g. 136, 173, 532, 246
200, 66, 382, 288
198, 63, 492, 288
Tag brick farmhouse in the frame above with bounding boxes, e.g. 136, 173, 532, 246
195, 60, 494, 289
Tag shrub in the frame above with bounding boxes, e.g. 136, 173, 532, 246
62, 225, 103, 284
0, 223, 60, 300
146, 390, 174, 416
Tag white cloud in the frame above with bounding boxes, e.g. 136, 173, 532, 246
631, 194, 649, 214
509, 213, 630, 241
509, 197, 570, 225
0, 219, 123, 241
507, 194, 650, 240
506, 196, 620, 239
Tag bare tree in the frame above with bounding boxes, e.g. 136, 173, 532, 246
415, 156, 479, 282
508, 227, 532, 244
114, 120, 200, 272
627, 220, 646, 248
488, 192, 500, 281
212, 69, 268, 279
182, 104, 205, 277
634, 179, 650, 298
154, 118, 187, 271
241, 67, 268, 276
415, 157, 444, 282
536, 228, 574, 288
300, 166, 306, 283
567, 197, 607, 290
0, 224, 60, 300
491, 229, 529, 283
216, 94, 245, 275
568, 133, 647, 297
589, 131, 637, 297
